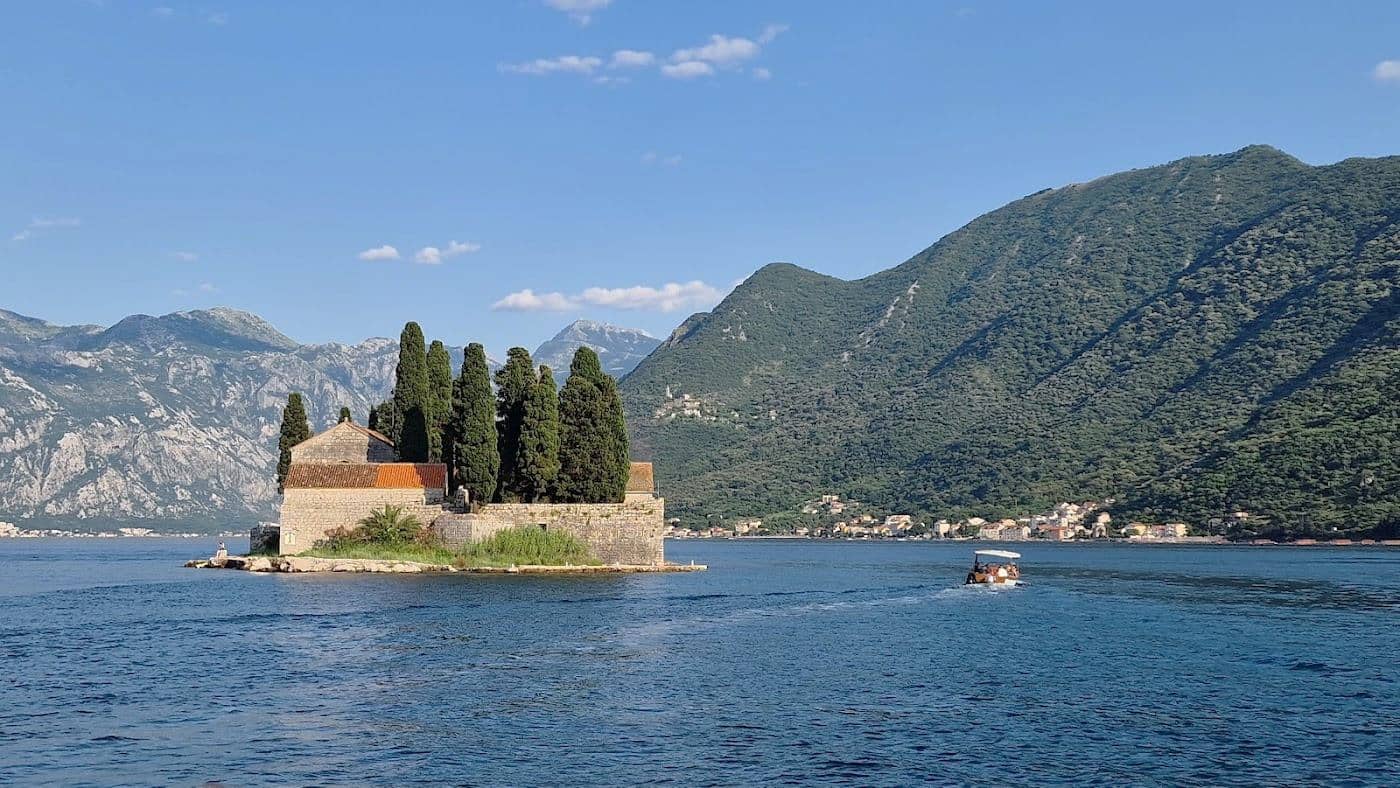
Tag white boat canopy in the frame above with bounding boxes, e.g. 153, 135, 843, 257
974, 550, 1021, 560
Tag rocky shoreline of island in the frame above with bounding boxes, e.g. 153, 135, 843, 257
186, 554, 707, 574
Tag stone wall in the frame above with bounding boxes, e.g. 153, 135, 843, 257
291, 424, 396, 463
279, 487, 445, 554
432, 496, 665, 565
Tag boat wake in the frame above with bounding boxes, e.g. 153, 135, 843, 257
602, 585, 977, 648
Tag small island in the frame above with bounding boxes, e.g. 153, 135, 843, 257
192, 323, 703, 575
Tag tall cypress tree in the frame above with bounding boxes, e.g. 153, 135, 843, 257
556, 347, 629, 502
426, 340, 453, 463
338, 406, 352, 423
493, 347, 535, 501
515, 366, 561, 502
449, 343, 499, 505
598, 368, 631, 500
276, 392, 311, 494
392, 322, 431, 462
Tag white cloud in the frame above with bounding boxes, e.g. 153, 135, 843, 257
11, 216, 81, 242
580, 281, 720, 311
661, 60, 715, 79
544, 0, 611, 26
492, 280, 721, 312
492, 289, 577, 312
500, 55, 602, 76
171, 251, 199, 262
1375, 60, 1400, 83
610, 49, 655, 68
752, 67, 772, 81
357, 244, 400, 261
757, 23, 788, 45
672, 34, 760, 66
414, 239, 481, 264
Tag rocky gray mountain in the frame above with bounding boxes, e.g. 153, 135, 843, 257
0, 308, 659, 531
0, 308, 404, 531
532, 320, 660, 384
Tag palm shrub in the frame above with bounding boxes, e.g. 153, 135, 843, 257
356, 504, 424, 544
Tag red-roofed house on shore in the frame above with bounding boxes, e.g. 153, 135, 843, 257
276, 421, 447, 554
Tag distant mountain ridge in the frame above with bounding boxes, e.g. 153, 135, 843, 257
533, 320, 660, 384
620, 145, 1400, 537
0, 309, 655, 529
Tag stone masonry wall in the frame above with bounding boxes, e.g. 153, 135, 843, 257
432, 495, 665, 565
279, 488, 444, 554
291, 426, 396, 464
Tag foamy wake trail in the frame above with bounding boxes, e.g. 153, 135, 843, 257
606, 586, 965, 647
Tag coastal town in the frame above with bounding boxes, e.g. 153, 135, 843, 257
0, 520, 245, 539
664, 495, 1400, 546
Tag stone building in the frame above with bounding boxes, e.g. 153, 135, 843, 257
273, 421, 666, 564
277, 422, 446, 554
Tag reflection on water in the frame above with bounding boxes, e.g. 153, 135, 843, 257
1, 538, 1397, 785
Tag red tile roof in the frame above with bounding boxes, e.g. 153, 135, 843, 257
284, 463, 446, 490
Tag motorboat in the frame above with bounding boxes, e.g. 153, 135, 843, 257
965, 549, 1022, 586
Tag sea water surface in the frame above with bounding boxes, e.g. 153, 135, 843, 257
1, 538, 1398, 786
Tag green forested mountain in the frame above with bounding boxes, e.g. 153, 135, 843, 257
621, 146, 1400, 537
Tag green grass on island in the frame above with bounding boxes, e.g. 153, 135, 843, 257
301, 506, 602, 568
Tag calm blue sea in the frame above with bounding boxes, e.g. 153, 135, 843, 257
1, 538, 1397, 786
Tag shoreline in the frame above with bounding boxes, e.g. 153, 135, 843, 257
673, 535, 1400, 547
4, 532, 1394, 548
186, 555, 707, 574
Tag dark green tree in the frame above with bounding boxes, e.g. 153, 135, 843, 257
275, 392, 311, 494
392, 322, 431, 462
449, 343, 500, 505
515, 366, 561, 502
338, 406, 352, 423
494, 347, 535, 501
556, 347, 630, 502
368, 400, 395, 436
426, 339, 453, 463
599, 368, 631, 499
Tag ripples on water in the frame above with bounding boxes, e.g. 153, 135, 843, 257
1, 539, 1397, 785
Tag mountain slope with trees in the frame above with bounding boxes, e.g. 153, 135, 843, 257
621, 146, 1400, 537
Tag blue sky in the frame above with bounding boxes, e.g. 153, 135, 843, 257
3, 1, 1398, 353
